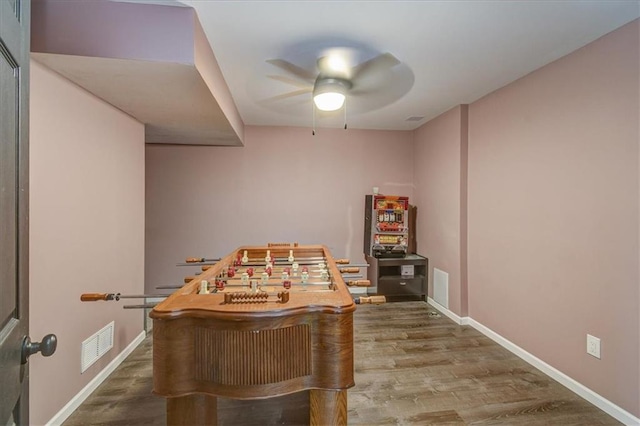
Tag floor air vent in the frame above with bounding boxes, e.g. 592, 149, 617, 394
81, 321, 114, 373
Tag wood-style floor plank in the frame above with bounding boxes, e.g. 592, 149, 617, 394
63, 302, 621, 425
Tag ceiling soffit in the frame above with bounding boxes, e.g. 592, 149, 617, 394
31, 0, 243, 147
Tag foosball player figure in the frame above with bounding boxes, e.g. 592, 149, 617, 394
215, 278, 225, 291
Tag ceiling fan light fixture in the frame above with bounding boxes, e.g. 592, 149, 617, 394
313, 78, 351, 111
313, 92, 346, 111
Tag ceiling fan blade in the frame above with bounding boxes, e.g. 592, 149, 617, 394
267, 75, 313, 89
351, 53, 400, 82
259, 88, 312, 104
266, 59, 316, 82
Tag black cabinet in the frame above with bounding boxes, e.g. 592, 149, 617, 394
365, 254, 428, 301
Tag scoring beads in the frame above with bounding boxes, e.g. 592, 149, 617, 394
223, 291, 290, 304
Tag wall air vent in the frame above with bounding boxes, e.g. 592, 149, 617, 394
81, 321, 114, 373
433, 268, 449, 308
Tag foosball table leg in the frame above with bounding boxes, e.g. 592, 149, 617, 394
167, 394, 217, 426
310, 389, 347, 426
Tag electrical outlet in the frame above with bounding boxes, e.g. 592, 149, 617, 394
587, 334, 601, 359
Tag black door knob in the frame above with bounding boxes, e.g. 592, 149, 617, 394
21, 334, 57, 364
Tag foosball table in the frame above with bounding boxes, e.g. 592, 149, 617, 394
150, 244, 356, 426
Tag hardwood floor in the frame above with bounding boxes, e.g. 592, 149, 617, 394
63, 302, 621, 425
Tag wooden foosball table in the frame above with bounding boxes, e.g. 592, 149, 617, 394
149, 245, 356, 425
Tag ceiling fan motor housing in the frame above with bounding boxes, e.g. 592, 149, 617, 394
313, 77, 352, 95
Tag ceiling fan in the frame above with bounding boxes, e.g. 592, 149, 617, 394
264, 48, 403, 113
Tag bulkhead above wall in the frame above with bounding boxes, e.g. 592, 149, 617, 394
31, 0, 244, 146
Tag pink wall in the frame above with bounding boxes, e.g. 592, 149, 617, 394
31, 0, 196, 64
467, 20, 639, 416
413, 105, 468, 315
145, 126, 413, 292
29, 60, 145, 424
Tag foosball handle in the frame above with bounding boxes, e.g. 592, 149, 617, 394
185, 257, 204, 263
355, 295, 386, 304
347, 280, 371, 287
202, 265, 213, 271
334, 258, 350, 264
340, 267, 360, 274
184, 276, 196, 283
80, 293, 118, 302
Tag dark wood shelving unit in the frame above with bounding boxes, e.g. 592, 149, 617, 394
365, 254, 428, 301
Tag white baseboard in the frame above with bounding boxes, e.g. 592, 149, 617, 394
425, 298, 639, 425
465, 319, 640, 426
427, 297, 467, 325
46, 330, 146, 426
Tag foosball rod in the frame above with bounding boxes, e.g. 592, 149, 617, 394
354, 295, 386, 304
156, 285, 183, 290
232, 258, 362, 264
80, 293, 171, 302
178, 261, 369, 269
105, 292, 379, 309
197, 261, 367, 268
80, 293, 169, 310
181, 273, 364, 282
209, 278, 370, 287
176, 261, 218, 266
339, 263, 369, 268
225, 280, 371, 288
123, 303, 159, 309
209, 282, 333, 288
185, 269, 339, 278
82, 294, 381, 308
180, 256, 334, 265
239, 256, 352, 263
184, 257, 221, 263
180, 256, 354, 265
240, 257, 366, 264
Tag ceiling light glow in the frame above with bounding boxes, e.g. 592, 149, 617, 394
313, 92, 346, 111
326, 56, 348, 73
312, 78, 351, 112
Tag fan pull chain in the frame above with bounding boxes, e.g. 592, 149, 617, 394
344, 98, 348, 130
312, 101, 316, 136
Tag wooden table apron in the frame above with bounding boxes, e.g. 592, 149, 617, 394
150, 245, 355, 425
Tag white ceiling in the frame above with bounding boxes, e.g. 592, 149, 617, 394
169, 1, 639, 131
